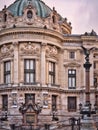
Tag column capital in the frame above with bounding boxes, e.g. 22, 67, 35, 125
41, 42, 47, 46
60, 48, 64, 54
41, 42, 47, 51
12, 41, 19, 46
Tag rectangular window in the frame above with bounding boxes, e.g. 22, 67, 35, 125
2, 95, 8, 111
49, 62, 55, 84
4, 61, 11, 84
24, 59, 36, 84
68, 97, 77, 112
25, 94, 35, 105
52, 95, 57, 111
69, 52, 75, 59
68, 69, 76, 89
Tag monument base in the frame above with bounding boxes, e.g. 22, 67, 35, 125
81, 115, 97, 130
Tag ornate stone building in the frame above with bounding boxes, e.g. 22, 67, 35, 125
0, 0, 98, 125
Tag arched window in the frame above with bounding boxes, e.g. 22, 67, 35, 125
27, 10, 33, 19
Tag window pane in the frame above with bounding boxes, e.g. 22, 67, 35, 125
68, 70, 71, 74
49, 75, 51, 83
51, 63, 53, 71
26, 73, 30, 83
49, 62, 51, 71
30, 73, 34, 83
7, 74, 10, 84
26, 60, 30, 69
68, 78, 71, 87
30, 60, 34, 69
72, 70, 75, 74
72, 78, 75, 87
7, 62, 10, 71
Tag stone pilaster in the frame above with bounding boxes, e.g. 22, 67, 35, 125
55, 63, 58, 85
59, 49, 64, 88
20, 58, 24, 83
41, 43, 47, 86
0, 62, 3, 84
36, 59, 40, 83
13, 42, 19, 84
11, 60, 13, 84
46, 61, 49, 84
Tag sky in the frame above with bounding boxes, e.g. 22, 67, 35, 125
0, 0, 98, 34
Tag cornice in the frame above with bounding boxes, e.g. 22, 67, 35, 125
81, 35, 98, 42
0, 85, 96, 94
63, 34, 98, 43
0, 27, 64, 41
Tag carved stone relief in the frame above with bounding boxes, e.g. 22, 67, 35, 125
45, 45, 58, 59
19, 42, 40, 56
0, 44, 14, 59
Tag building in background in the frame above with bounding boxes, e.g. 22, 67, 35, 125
0, 0, 98, 125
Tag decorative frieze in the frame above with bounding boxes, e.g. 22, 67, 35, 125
0, 44, 14, 59
45, 45, 58, 59
19, 42, 40, 56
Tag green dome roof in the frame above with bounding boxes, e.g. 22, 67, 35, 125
7, 0, 52, 18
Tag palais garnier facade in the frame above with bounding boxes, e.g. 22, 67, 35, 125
0, 0, 98, 125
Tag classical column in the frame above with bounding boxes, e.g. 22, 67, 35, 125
84, 62, 92, 103
41, 43, 47, 86
13, 42, 19, 85
81, 46, 93, 104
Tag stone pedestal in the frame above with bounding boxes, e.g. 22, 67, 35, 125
81, 116, 97, 130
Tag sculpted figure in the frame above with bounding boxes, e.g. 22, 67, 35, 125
81, 46, 96, 62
